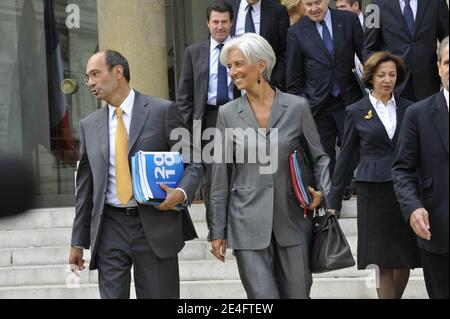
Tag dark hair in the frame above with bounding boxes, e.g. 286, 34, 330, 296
362, 51, 406, 90
334, 0, 362, 10
206, 0, 234, 22
104, 50, 131, 83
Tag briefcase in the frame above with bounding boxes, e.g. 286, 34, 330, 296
310, 211, 355, 273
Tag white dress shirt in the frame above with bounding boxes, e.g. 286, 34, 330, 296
316, 9, 333, 40
208, 36, 234, 105
444, 88, 449, 112
399, 0, 418, 20
369, 93, 398, 140
105, 89, 188, 207
106, 89, 137, 207
235, 0, 261, 36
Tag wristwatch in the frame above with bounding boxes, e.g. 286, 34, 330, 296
176, 188, 189, 207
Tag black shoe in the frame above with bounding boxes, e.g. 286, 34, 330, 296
342, 186, 352, 201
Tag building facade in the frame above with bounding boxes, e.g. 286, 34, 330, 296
1, 0, 445, 209
1, 0, 216, 208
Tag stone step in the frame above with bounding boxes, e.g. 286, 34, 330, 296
0, 218, 357, 250
0, 236, 359, 267
0, 276, 427, 299
0, 205, 207, 232
0, 239, 237, 267
0, 257, 424, 288
0, 222, 211, 249
0, 198, 358, 232
0, 261, 240, 288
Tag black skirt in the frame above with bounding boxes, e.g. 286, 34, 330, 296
356, 181, 421, 270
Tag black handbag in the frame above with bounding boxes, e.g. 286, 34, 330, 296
310, 211, 356, 273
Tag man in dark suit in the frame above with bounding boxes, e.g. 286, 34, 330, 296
69, 50, 203, 299
177, 1, 239, 205
286, 0, 364, 176
392, 37, 449, 299
363, 0, 449, 102
226, 0, 289, 90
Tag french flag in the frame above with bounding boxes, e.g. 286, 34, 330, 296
44, 0, 77, 164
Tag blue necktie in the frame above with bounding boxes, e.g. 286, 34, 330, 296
245, 5, 256, 33
403, 0, 415, 34
320, 21, 340, 97
216, 44, 229, 106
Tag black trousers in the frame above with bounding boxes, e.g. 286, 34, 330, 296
421, 248, 449, 299
96, 205, 180, 299
314, 96, 346, 177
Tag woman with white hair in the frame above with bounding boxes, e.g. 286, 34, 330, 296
207, 33, 331, 299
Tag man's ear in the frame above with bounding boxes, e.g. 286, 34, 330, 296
115, 65, 124, 79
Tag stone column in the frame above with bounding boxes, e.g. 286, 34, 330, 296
97, 0, 168, 99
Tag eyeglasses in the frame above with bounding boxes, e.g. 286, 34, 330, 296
83, 70, 102, 85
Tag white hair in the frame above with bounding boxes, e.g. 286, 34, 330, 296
438, 36, 449, 63
220, 33, 276, 81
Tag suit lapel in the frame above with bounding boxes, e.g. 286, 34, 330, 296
200, 41, 211, 104
268, 89, 287, 128
412, 0, 427, 38
305, 19, 333, 62
330, 9, 343, 60
259, 0, 269, 38
360, 96, 393, 146
128, 91, 151, 154
230, 0, 239, 35
95, 107, 109, 163
392, 98, 407, 145
431, 92, 449, 154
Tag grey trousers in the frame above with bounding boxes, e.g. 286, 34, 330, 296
234, 234, 313, 299
96, 205, 180, 299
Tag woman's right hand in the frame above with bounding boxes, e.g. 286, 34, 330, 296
210, 239, 228, 263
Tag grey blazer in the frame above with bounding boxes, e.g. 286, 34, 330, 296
71, 91, 203, 270
208, 89, 331, 250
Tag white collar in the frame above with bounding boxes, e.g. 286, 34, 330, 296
444, 88, 449, 110
210, 36, 232, 51
369, 92, 397, 108
108, 88, 135, 120
241, 0, 261, 11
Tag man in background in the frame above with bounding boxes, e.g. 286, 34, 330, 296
363, 0, 449, 101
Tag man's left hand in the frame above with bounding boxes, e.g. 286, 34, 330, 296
156, 184, 185, 211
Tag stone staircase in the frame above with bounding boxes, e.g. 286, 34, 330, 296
0, 199, 428, 299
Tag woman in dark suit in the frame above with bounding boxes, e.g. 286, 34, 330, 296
328, 51, 420, 299
207, 33, 331, 299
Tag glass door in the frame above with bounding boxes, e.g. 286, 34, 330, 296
0, 0, 99, 208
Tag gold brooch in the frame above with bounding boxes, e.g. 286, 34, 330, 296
364, 110, 374, 120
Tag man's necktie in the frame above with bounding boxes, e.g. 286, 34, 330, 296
115, 107, 132, 205
216, 43, 229, 106
403, 0, 415, 34
245, 5, 256, 33
320, 20, 340, 97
